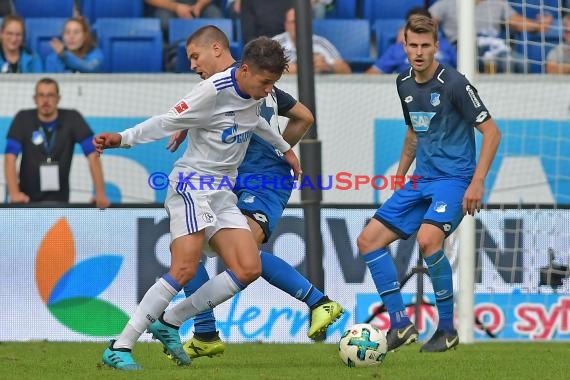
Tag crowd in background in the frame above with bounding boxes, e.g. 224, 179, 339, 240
0, 0, 569, 75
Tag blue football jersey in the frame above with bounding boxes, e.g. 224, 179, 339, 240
237, 86, 297, 178
396, 64, 491, 180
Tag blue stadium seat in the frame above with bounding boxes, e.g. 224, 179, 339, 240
25, 18, 68, 62
362, 0, 424, 22
80, 0, 144, 23
373, 19, 405, 58
96, 19, 162, 72
14, 0, 74, 18
312, 19, 375, 72
325, 0, 357, 19
93, 18, 161, 36
510, 0, 560, 20
169, 18, 238, 72
515, 40, 557, 73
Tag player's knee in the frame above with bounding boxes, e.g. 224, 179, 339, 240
416, 233, 442, 256
169, 264, 197, 285
357, 233, 375, 255
233, 263, 262, 284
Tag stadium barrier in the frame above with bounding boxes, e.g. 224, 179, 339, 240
1, 206, 568, 342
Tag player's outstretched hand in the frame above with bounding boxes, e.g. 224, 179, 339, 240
283, 149, 302, 181
166, 130, 188, 153
93, 133, 122, 154
462, 179, 484, 216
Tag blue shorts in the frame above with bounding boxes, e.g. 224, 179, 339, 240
235, 179, 291, 243
374, 178, 469, 239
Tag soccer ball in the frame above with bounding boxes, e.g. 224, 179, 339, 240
338, 323, 388, 367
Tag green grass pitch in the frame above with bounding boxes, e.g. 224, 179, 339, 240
1, 341, 568, 380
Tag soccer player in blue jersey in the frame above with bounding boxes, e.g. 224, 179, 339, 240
165, 25, 343, 358
358, 15, 501, 352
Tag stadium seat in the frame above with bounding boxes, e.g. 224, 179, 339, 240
509, 0, 560, 20
312, 19, 375, 72
96, 20, 163, 72
362, 0, 424, 22
515, 40, 557, 73
25, 18, 68, 62
168, 18, 238, 72
373, 19, 405, 58
93, 18, 161, 36
325, 0, 357, 19
80, 0, 144, 23
13, 0, 74, 18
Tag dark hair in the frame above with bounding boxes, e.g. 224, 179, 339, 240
63, 16, 96, 58
406, 6, 431, 21
404, 15, 438, 43
241, 36, 289, 74
35, 77, 60, 95
186, 25, 230, 50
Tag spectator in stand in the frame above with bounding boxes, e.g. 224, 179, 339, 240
45, 17, 103, 73
429, 0, 552, 73
224, 0, 240, 19
145, 0, 222, 32
241, 0, 293, 45
1, 14, 43, 73
546, 14, 570, 74
366, 7, 456, 74
273, 7, 351, 74
312, 0, 333, 19
0, 0, 13, 16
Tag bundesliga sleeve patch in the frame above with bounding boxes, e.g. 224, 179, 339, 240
172, 100, 189, 115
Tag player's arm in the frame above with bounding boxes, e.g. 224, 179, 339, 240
395, 125, 417, 178
281, 102, 314, 147
395, 79, 416, 179
273, 87, 314, 147
463, 118, 501, 215
452, 77, 501, 215
96, 82, 216, 151
86, 152, 110, 209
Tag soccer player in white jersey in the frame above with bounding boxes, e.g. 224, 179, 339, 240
164, 25, 344, 359
96, 37, 300, 370
358, 15, 501, 353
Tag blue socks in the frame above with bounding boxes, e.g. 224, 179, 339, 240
363, 248, 409, 329
260, 251, 324, 308
185, 252, 326, 336
424, 250, 454, 333
183, 262, 217, 334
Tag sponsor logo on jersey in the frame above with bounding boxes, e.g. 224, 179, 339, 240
434, 201, 447, 213
225, 111, 235, 116
409, 112, 436, 132
243, 195, 255, 203
465, 85, 481, 108
475, 111, 489, 123
172, 100, 189, 115
430, 92, 441, 107
404, 95, 413, 103
221, 124, 254, 144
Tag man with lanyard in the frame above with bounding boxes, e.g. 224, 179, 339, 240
4, 77, 109, 208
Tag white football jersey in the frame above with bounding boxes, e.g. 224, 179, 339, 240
120, 67, 290, 186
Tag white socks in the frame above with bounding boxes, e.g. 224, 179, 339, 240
113, 278, 178, 350
163, 271, 242, 327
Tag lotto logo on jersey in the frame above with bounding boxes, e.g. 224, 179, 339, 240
172, 100, 189, 115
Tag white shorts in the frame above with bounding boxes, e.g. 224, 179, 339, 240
165, 181, 250, 247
